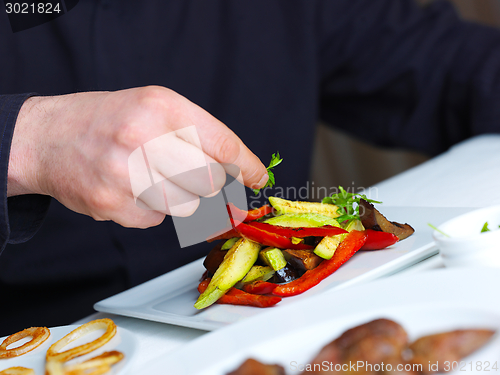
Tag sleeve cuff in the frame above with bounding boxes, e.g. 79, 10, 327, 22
7, 194, 51, 244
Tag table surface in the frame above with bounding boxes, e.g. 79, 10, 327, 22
75, 134, 500, 374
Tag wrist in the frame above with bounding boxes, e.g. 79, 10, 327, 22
8, 96, 49, 197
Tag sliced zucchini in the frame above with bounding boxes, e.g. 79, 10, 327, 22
195, 238, 261, 309
314, 219, 365, 260
268, 197, 339, 219
241, 265, 275, 284
259, 247, 287, 271
264, 213, 340, 228
221, 237, 239, 250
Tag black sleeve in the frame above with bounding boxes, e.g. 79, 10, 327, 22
0, 94, 51, 255
317, 0, 500, 155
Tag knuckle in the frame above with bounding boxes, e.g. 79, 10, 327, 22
109, 159, 130, 181
89, 187, 119, 213
98, 157, 130, 187
213, 133, 239, 163
115, 122, 143, 148
245, 166, 263, 186
114, 86, 178, 148
101, 155, 122, 174
136, 86, 172, 111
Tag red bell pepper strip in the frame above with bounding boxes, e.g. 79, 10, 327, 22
198, 279, 211, 293
221, 289, 282, 308
246, 221, 347, 238
242, 280, 278, 295
360, 229, 399, 250
233, 220, 313, 250
198, 279, 281, 308
227, 203, 273, 222
273, 230, 367, 297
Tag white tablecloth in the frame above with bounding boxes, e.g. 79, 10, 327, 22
364, 134, 500, 207
77, 134, 500, 373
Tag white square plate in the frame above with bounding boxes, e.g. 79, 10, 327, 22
94, 207, 472, 331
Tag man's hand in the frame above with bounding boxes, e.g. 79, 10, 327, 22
8, 86, 268, 228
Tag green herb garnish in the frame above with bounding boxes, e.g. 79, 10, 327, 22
253, 152, 283, 195
481, 222, 490, 233
428, 223, 450, 237
322, 186, 381, 224
480, 222, 500, 233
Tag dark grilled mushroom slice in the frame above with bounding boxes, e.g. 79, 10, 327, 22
282, 249, 323, 271
410, 329, 496, 374
270, 264, 300, 283
203, 241, 226, 275
359, 199, 414, 240
226, 358, 285, 375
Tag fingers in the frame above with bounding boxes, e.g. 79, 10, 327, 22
143, 133, 226, 197
136, 179, 200, 217
201, 128, 268, 190
94, 179, 200, 228
114, 203, 166, 229
128, 131, 225, 219
169, 92, 268, 190
125, 87, 267, 223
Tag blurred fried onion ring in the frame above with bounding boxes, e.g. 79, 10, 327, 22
45, 360, 64, 375
67, 365, 109, 375
0, 327, 50, 358
64, 350, 124, 375
0, 367, 35, 375
46, 319, 116, 363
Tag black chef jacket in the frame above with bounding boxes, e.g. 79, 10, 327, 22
1, 0, 500, 335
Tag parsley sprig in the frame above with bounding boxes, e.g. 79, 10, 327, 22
253, 152, 283, 195
481, 222, 500, 233
322, 186, 381, 224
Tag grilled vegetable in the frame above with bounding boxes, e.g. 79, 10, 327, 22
273, 230, 367, 297
282, 250, 323, 271
314, 219, 364, 260
195, 238, 261, 309
359, 199, 414, 240
269, 197, 339, 219
259, 247, 287, 271
264, 213, 340, 227
240, 265, 275, 284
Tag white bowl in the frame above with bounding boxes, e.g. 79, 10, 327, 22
433, 205, 500, 268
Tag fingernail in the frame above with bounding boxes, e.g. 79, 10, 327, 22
257, 173, 269, 188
